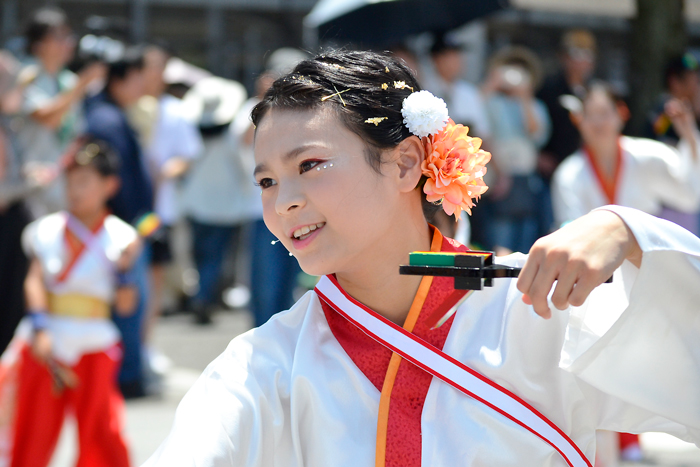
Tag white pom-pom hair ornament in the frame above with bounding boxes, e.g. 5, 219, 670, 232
401, 90, 449, 138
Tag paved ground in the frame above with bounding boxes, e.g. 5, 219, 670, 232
49, 308, 700, 467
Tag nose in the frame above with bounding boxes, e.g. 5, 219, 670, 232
275, 179, 306, 216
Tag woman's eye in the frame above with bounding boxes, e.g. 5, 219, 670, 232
255, 178, 276, 189
299, 160, 323, 173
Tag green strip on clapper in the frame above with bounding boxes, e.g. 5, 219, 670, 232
408, 252, 456, 267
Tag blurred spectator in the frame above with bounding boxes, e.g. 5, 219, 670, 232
132, 44, 203, 337
422, 33, 491, 139
537, 29, 597, 179
646, 53, 700, 234
85, 46, 152, 398
179, 77, 249, 324
480, 47, 551, 253
390, 46, 421, 81
552, 82, 700, 228
0, 51, 34, 354
17, 6, 105, 217
649, 54, 700, 145
422, 33, 491, 244
233, 48, 306, 327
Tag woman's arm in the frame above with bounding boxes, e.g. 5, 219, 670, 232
114, 238, 142, 316
27, 63, 105, 130
517, 209, 642, 318
25, 258, 52, 363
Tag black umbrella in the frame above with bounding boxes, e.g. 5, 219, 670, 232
305, 0, 509, 48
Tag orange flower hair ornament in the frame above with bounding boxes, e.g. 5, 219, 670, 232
401, 91, 491, 218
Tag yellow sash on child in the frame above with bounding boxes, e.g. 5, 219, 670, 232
48, 294, 111, 319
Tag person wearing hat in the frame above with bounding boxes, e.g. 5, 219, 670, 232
479, 46, 551, 254
422, 33, 491, 141
421, 33, 492, 244
84, 46, 153, 398
537, 29, 597, 179
179, 77, 249, 324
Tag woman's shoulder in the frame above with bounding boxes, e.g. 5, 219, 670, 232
620, 135, 675, 160
203, 291, 321, 387
553, 151, 588, 183
103, 214, 137, 237
21, 212, 65, 258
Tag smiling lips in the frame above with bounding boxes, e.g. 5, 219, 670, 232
292, 222, 326, 241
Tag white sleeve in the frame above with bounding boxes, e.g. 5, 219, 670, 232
176, 117, 204, 161
471, 91, 491, 139
560, 205, 700, 443
142, 331, 290, 467
644, 136, 700, 212
551, 161, 589, 227
531, 99, 551, 149
21, 220, 38, 258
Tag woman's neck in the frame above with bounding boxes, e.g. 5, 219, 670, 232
335, 207, 432, 327
588, 138, 619, 179
70, 208, 107, 230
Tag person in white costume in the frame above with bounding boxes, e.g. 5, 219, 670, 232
144, 51, 700, 467
552, 82, 700, 228
0, 136, 140, 467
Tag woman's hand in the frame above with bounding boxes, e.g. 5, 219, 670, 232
31, 329, 52, 364
114, 286, 138, 317
116, 238, 142, 272
666, 98, 699, 162
516, 210, 642, 318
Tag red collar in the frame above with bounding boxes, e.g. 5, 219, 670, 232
56, 212, 108, 284
583, 138, 624, 205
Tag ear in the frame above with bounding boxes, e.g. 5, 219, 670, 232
393, 135, 425, 193
569, 111, 583, 129
105, 175, 121, 199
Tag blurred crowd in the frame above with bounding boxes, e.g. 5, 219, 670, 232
2, 7, 700, 415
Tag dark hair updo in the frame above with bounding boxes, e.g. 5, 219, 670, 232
251, 50, 421, 172
251, 50, 441, 220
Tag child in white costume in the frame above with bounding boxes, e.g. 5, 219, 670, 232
0, 137, 139, 467
144, 51, 700, 467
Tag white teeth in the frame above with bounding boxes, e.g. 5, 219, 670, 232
292, 222, 326, 240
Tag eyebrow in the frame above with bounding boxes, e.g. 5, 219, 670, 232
253, 144, 326, 177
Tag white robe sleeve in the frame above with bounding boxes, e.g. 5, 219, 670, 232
551, 157, 590, 227
641, 136, 700, 213
560, 205, 700, 443
142, 322, 296, 467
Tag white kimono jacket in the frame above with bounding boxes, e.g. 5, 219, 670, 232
18, 212, 137, 364
552, 136, 700, 227
144, 206, 700, 466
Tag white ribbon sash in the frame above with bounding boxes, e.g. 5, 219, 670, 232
64, 213, 114, 271
315, 275, 591, 467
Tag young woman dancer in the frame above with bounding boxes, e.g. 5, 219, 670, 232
145, 51, 700, 467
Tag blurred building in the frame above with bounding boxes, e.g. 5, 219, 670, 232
3, 0, 700, 94
486, 0, 700, 95
0, 0, 316, 92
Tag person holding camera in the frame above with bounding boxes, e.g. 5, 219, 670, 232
17, 7, 106, 218
480, 46, 551, 254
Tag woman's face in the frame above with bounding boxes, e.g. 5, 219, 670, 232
579, 90, 624, 146
254, 108, 406, 277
